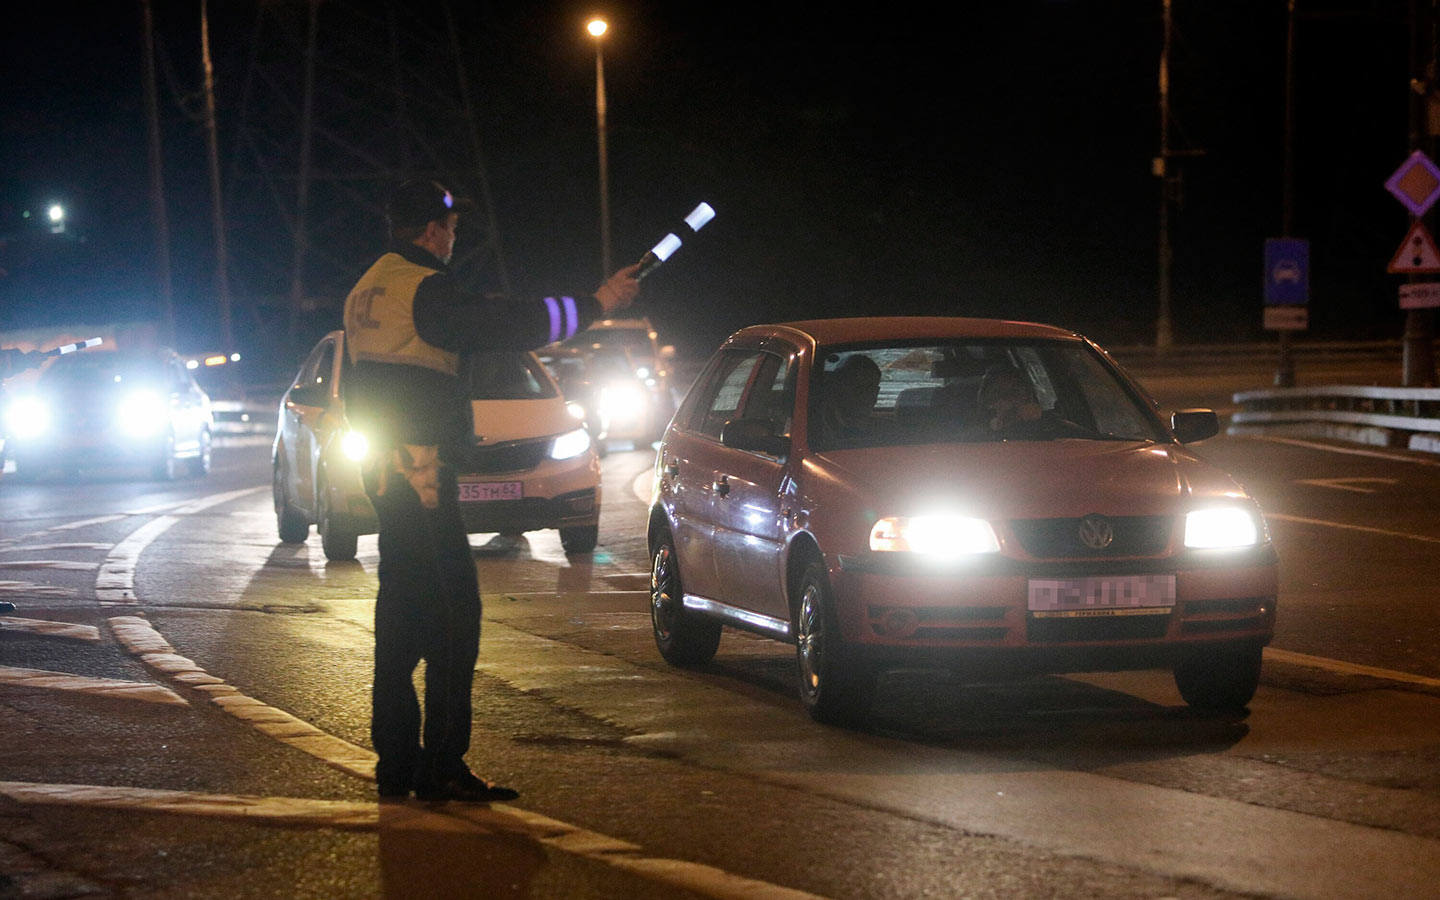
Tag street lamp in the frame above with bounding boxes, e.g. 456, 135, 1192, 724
587, 17, 611, 278
47, 204, 65, 234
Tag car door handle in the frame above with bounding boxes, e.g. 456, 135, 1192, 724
665, 460, 680, 477
712, 476, 730, 497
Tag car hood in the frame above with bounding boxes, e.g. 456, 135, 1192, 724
470, 398, 577, 445
808, 439, 1248, 520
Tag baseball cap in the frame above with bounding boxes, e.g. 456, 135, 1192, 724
386, 179, 476, 230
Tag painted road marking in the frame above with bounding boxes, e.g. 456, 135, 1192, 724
0, 581, 74, 598
94, 487, 263, 605
0, 665, 187, 706
1251, 435, 1440, 467
1265, 648, 1440, 689
0, 542, 111, 553
1295, 477, 1398, 494
107, 615, 376, 780
96, 485, 838, 900
0, 781, 835, 900
1267, 512, 1440, 545
0, 617, 101, 642
0, 560, 96, 571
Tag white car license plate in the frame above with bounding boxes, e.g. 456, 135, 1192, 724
1027, 575, 1176, 618
458, 481, 522, 502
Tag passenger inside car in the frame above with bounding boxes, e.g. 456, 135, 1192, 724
817, 354, 883, 440
975, 363, 1088, 439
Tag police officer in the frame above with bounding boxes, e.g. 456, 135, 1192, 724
343, 179, 640, 803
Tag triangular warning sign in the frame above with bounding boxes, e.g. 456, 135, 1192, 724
1388, 220, 1440, 273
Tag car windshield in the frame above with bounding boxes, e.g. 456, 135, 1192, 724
40, 353, 165, 390
809, 340, 1161, 450
464, 352, 557, 401
560, 327, 653, 359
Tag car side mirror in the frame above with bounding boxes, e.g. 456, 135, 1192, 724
1171, 408, 1219, 443
720, 418, 789, 457
288, 384, 329, 408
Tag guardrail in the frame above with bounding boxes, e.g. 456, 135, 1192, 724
1229, 385, 1440, 454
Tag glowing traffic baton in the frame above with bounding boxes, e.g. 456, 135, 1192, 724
635, 202, 716, 281
46, 337, 103, 356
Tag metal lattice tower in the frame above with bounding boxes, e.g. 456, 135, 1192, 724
226, 0, 509, 354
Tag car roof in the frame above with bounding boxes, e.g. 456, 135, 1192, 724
590, 317, 653, 331
741, 317, 1083, 346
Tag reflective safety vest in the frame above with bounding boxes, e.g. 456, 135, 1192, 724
343, 252, 459, 376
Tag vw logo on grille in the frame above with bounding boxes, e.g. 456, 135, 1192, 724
1077, 514, 1115, 550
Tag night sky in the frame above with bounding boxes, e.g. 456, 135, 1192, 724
0, 1, 1421, 365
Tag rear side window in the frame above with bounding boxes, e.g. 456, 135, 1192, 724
688, 349, 764, 439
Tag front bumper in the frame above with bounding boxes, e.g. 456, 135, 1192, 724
829, 545, 1279, 675
9, 432, 174, 471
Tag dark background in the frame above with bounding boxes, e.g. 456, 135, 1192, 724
0, 1, 1420, 366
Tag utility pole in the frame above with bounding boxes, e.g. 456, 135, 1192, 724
1155, 0, 1174, 354
139, 0, 174, 347
201, 0, 234, 355
1274, 0, 1299, 387
1405, 0, 1439, 386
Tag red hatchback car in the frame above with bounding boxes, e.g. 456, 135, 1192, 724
647, 318, 1278, 724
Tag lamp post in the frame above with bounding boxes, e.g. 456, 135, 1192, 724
587, 17, 612, 279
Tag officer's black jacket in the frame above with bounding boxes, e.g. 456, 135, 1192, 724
346, 242, 604, 450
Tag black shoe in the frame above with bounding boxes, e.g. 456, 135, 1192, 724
413, 770, 518, 804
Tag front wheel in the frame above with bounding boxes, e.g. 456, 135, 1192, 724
794, 559, 876, 726
188, 428, 212, 478
273, 459, 309, 544
1173, 645, 1263, 711
152, 434, 177, 481
649, 532, 721, 667
318, 481, 357, 561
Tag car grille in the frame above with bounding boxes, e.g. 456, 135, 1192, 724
1009, 516, 1173, 559
460, 438, 549, 474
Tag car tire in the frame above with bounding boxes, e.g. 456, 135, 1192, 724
273, 459, 310, 544
794, 559, 876, 726
318, 477, 357, 561
1173, 644, 1263, 711
649, 531, 721, 667
188, 428, 212, 478
152, 434, 178, 481
560, 524, 599, 554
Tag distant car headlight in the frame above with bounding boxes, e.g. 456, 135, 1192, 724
600, 383, 647, 422
566, 401, 587, 421
550, 426, 592, 460
870, 515, 1000, 557
1184, 507, 1262, 549
340, 429, 369, 461
5, 396, 50, 439
118, 390, 169, 436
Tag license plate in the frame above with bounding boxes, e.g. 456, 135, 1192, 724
1027, 574, 1175, 618
458, 480, 522, 502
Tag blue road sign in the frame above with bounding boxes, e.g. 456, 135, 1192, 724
1264, 238, 1309, 305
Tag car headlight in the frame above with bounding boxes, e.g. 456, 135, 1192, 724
1184, 507, 1262, 549
550, 426, 592, 460
5, 396, 51, 439
340, 429, 369, 461
566, 401, 587, 421
599, 384, 647, 421
870, 515, 1000, 557
118, 390, 169, 436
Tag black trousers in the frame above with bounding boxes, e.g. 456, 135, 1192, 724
368, 463, 481, 790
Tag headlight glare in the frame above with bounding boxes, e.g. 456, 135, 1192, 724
118, 390, 169, 436
870, 515, 1000, 556
566, 401, 587, 421
340, 429, 369, 461
5, 396, 51, 439
550, 426, 592, 460
1184, 507, 1260, 549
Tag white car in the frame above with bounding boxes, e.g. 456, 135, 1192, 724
273, 330, 602, 560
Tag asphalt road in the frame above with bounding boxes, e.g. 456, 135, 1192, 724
1, 359, 1439, 900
